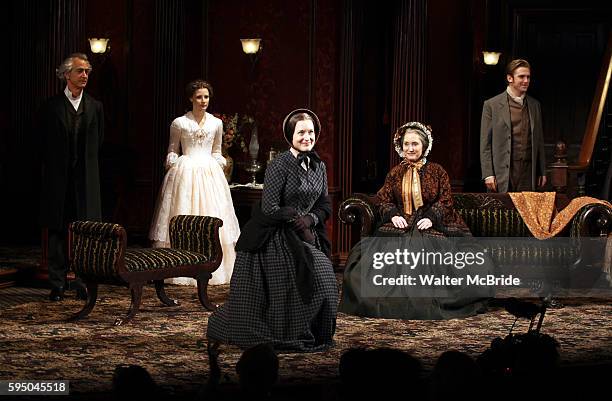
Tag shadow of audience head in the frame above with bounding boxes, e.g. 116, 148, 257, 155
112, 364, 161, 400
339, 347, 423, 398
477, 332, 560, 396
236, 343, 279, 396
431, 350, 483, 401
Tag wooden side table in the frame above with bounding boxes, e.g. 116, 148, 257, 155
230, 187, 263, 227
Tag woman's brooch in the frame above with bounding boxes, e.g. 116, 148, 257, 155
192, 128, 209, 144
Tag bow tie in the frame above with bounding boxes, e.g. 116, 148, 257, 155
296, 151, 321, 171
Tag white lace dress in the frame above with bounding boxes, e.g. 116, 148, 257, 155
149, 112, 240, 285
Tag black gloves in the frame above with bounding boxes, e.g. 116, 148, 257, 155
292, 215, 315, 244
293, 215, 314, 231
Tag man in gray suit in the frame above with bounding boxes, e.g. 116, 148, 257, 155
480, 59, 547, 192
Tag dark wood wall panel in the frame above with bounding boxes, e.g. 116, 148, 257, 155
313, 0, 340, 187
336, 0, 359, 262
313, 0, 342, 258
426, 0, 473, 186
151, 1, 186, 191
513, 9, 611, 164
201, 0, 210, 79
83, 0, 128, 146
208, 0, 311, 170
3, 0, 85, 244
5, 0, 42, 244
46, 0, 85, 97
389, 0, 427, 166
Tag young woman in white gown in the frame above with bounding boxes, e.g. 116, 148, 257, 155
149, 79, 240, 285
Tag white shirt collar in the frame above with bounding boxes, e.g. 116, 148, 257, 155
64, 86, 83, 111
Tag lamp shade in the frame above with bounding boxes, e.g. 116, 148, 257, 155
482, 51, 501, 65
89, 38, 109, 54
240, 39, 261, 54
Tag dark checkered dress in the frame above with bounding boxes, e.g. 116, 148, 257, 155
207, 151, 338, 352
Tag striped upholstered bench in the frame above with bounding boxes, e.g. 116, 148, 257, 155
68, 215, 223, 325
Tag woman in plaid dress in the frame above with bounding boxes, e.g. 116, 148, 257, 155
207, 109, 337, 352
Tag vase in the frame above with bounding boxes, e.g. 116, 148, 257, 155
223, 151, 234, 183
248, 126, 259, 160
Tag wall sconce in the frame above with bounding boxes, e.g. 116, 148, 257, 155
240, 38, 262, 69
482, 51, 501, 66
240, 38, 262, 54
89, 38, 110, 54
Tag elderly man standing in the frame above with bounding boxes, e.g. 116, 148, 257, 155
480, 58, 547, 193
40, 53, 104, 301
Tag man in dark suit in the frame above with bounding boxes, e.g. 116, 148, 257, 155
40, 53, 104, 301
480, 59, 547, 193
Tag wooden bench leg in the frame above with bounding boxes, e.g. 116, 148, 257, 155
154, 280, 180, 306
196, 272, 218, 311
115, 282, 143, 326
68, 283, 98, 322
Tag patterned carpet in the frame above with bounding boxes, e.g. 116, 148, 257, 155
0, 286, 48, 307
0, 278, 611, 398
0, 246, 40, 289
0, 246, 41, 269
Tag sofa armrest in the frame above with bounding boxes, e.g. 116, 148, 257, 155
169, 215, 224, 264
338, 193, 378, 237
570, 203, 612, 238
